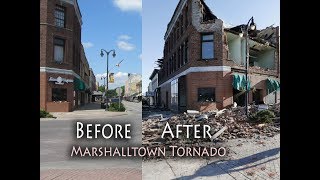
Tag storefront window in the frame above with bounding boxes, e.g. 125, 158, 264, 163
171, 79, 178, 111
52, 88, 67, 101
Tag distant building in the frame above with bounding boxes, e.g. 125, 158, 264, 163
124, 74, 142, 98
146, 69, 159, 106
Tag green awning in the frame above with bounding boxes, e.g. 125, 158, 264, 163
233, 74, 250, 91
74, 77, 86, 91
266, 78, 280, 92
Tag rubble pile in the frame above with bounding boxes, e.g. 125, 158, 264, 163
142, 105, 280, 148
269, 103, 280, 117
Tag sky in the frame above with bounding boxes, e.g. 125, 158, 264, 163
142, 0, 280, 93
78, 0, 142, 90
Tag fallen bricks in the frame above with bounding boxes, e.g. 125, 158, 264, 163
142, 104, 280, 149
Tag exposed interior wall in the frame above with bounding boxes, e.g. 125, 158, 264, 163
228, 38, 241, 64
228, 37, 246, 65
254, 49, 275, 69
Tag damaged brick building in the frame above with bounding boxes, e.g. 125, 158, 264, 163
157, 0, 280, 112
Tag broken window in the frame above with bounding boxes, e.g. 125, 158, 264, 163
198, 88, 215, 102
201, 34, 214, 60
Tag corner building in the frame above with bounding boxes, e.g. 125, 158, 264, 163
158, 0, 280, 112
40, 0, 91, 112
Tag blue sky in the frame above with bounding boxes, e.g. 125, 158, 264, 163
142, 0, 280, 93
78, 0, 142, 90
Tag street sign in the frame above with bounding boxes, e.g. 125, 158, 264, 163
116, 87, 123, 96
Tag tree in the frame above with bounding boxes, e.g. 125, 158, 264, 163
106, 89, 117, 98
121, 86, 125, 96
98, 85, 106, 92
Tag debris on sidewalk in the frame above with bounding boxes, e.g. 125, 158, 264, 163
142, 103, 280, 151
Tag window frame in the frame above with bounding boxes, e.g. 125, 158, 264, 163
201, 33, 214, 60
55, 5, 66, 28
52, 88, 68, 101
197, 87, 216, 102
53, 37, 65, 63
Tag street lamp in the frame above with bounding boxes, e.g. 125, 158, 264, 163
240, 17, 256, 116
100, 49, 116, 111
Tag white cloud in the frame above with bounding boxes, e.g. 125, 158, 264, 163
117, 41, 135, 51
96, 72, 128, 89
139, 54, 142, 60
118, 35, 131, 40
113, 0, 142, 12
82, 42, 94, 48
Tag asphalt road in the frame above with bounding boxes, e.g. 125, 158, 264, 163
40, 101, 142, 171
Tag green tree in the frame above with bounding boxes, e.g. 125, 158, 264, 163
98, 85, 106, 92
121, 86, 125, 96
106, 89, 117, 97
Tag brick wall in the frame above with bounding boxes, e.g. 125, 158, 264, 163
40, 0, 82, 112
40, 0, 81, 71
40, 72, 47, 110
186, 71, 233, 111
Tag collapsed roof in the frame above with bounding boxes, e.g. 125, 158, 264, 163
226, 25, 278, 47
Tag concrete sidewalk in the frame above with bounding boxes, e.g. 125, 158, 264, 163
40, 168, 141, 180
143, 134, 280, 179
41, 102, 129, 121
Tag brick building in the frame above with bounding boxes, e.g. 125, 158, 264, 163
40, 0, 95, 112
157, 0, 280, 112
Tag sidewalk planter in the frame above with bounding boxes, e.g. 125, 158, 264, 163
46, 101, 72, 112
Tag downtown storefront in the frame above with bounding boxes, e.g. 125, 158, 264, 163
40, 68, 90, 112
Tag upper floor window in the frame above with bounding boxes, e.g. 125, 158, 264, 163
54, 38, 65, 63
55, 5, 65, 28
201, 34, 214, 60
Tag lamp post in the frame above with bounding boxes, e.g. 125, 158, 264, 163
239, 17, 256, 116
100, 49, 116, 111
101, 76, 107, 92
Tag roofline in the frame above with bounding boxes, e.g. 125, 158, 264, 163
61, 0, 82, 25
149, 69, 160, 80
164, 0, 187, 41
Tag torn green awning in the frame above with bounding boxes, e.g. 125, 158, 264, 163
233, 74, 250, 91
266, 78, 280, 92
74, 77, 86, 91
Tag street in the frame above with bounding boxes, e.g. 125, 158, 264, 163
40, 101, 142, 179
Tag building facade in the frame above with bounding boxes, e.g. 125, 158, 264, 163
158, 0, 280, 112
124, 74, 142, 99
146, 69, 159, 106
40, 0, 95, 112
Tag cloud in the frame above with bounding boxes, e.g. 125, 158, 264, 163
118, 35, 132, 40
113, 0, 142, 12
82, 42, 94, 48
96, 72, 128, 89
117, 41, 135, 51
139, 54, 142, 60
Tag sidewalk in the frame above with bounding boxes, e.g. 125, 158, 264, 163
41, 168, 141, 180
143, 134, 280, 179
41, 102, 128, 121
